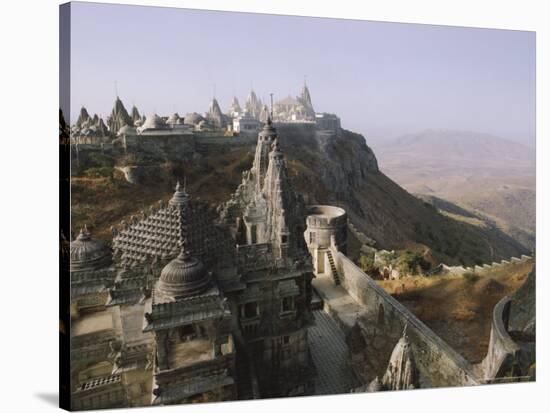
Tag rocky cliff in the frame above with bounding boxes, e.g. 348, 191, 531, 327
71, 124, 528, 265
272, 124, 527, 266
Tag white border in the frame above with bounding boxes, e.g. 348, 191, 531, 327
0, 0, 547, 412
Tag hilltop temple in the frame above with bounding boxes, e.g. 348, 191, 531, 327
71, 83, 341, 145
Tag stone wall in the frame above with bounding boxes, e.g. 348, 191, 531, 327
305, 205, 348, 252
480, 296, 520, 381
332, 250, 480, 387
194, 133, 258, 154
124, 134, 195, 161
429, 255, 533, 276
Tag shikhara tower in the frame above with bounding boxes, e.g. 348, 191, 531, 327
231, 116, 315, 396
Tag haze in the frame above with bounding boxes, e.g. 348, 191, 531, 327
69, 2, 535, 146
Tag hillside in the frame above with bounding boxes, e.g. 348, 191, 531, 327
379, 259, 534, 363
373, 129, 536, 250
71, 125, 529, 265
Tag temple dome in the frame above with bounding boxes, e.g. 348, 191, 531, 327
137, 113, 166, 133
169, 181, 189, 207
117, 124, 136, 136
183, 112, 205, 125
166, 113, 182, 125
158, 247, 210, 298
70, 227, 112, 272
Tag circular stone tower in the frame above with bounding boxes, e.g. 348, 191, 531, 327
304, 205, 347, 276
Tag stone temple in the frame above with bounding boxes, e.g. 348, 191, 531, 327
69, 114, 535, 410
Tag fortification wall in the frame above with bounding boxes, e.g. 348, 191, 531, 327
430, 255, 533, 277
332, 250, 480, 387
125, 134, 195, 161
194, 133, 258, 154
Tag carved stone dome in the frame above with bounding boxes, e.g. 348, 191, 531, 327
158, 247, 210, 298
168, 181, 189, 207
166, 113, 182, 125
183, 112, 205, 125
258, 116, 277, 141
117, 124, 136, 136
137, 113, 166, 133
70, 227, 112, 272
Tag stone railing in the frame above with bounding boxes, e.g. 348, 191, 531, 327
332, 249, 480, 387
72, 374, 126, 410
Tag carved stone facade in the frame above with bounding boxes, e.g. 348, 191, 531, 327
70, 117, 316, 406
69, 227, 124, 410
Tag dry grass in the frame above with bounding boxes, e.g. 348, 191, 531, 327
377, 260, 533, 363
71, 147, 253, 240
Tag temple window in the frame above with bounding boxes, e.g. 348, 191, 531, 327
242, 301, 259, 318
179, 324, 195, 340
309, 231, 316, 244
251, 225, 257, 244
281, 296, 295, 313
281, 234, 288, 244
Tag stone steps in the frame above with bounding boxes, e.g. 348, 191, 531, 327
326, 250, 340, 285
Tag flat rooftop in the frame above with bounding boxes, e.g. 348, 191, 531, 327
72, 310, 115, 337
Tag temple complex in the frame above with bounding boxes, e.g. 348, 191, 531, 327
272, 82, 315, 122
68, 91, 535, 408
71, 107, 109, 144
71, 84, 341, 144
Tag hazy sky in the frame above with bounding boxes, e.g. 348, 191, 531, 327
70, 2, 535, 145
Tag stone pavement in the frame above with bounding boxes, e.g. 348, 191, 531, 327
312, 274, 364, 329
309, 310, 361, 395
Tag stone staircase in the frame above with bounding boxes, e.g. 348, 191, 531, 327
326, 250, 340, 285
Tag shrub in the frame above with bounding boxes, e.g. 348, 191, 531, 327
397, 250, 431, 275
84, 166, 113, 178
462, 271, 480, 283
358, 254, 377, 273
88, 152, 114, 168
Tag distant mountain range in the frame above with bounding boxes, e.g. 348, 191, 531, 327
372, 129, 536, 250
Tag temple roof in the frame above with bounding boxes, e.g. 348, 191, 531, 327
145, 289, 230, 331
183, 112, 205, 125
108, 96, 133, 132
275, 95, 300, 106
382, 326, 419, 390
76, 107, 90, 128
70, 226, 112, 273
131, 105, 141, 122
166, 112, 182, 125
112, 184, 234, 269
157, 242, 211, 299
137, 113, 167, 133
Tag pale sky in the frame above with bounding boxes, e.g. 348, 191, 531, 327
68, 2, 536, 146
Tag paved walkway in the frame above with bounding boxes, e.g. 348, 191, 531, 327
312, 274, 364, 328
309, 310, 361, 395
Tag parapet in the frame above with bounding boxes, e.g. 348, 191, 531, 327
306, 205, 347, 229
